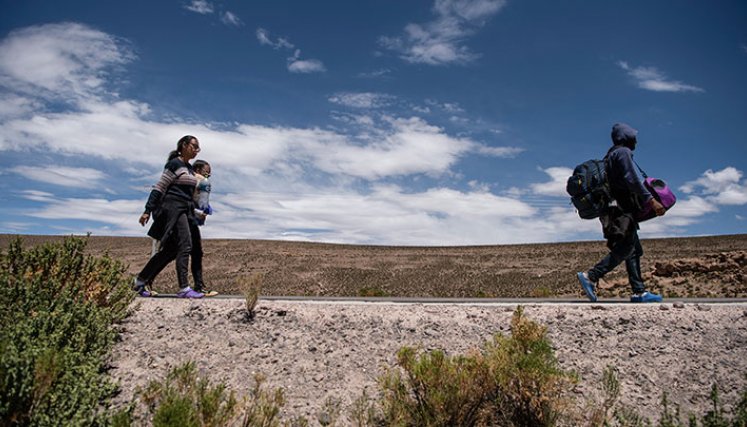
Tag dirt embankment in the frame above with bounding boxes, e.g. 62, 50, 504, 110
110, 299, 747, 425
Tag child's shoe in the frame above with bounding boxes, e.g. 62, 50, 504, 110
177, 287, 204, 299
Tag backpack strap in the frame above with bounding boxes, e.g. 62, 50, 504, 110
632, 159, 648, 179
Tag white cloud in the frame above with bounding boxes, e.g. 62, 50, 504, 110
256, 30, 324, 73
19, 190, 55, 202
256, 28, 294, 50
680, 167, 747, 206
2, 21, 728, 245
24, 195, 146, 236
426, 99, 465, 113
681, 167, 742, 194
328, 92, 394, 109
184, 0, 214, 15
529, 167, 573, 197
617, 61, 704, 93
220, 11, 242, 27
0, 95, 39, 119
287, 50, 326, 73
380, 0, 507, 65
0, 23, 134, 101
357, 68, 392, 79
10, 165, 106, 189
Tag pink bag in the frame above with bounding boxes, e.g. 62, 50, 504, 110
635, 177, 676, 222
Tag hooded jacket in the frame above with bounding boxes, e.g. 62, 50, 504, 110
605, 123, 653, 214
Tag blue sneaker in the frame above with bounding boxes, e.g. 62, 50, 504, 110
577, 272, 597, 302
630, 291, 663, 303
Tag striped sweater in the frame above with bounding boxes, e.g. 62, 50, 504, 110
144, 158, 198, 214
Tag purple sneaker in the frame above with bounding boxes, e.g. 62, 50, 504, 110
177, 287, 204, 299
133, 278, 154, 297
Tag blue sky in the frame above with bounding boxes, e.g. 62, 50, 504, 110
1, 0, 746, 245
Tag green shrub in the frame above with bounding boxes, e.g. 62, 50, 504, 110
486, 306, 577, 427
0, 236, 134, 426
136, 362, 290, 426
240, 373, 286, 427
374, 306, 576, 427
140, 362, 239, 427
597, 369, 747, 427
378, 346, 496, 426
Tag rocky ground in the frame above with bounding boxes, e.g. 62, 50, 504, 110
110, 298, 747, 425
5, 234, 746, 424
3, 234, 746, 299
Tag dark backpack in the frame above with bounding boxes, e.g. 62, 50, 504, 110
566, 159, 610, 219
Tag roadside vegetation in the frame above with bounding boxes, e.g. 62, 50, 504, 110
0, 236, 133, 426
1, 237, 746, 426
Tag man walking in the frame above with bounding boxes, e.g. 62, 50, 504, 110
577, 123, 666, 303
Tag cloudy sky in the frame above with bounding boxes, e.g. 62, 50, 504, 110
1, 0, 746, 245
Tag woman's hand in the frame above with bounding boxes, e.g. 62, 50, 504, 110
139, 212, 150, 226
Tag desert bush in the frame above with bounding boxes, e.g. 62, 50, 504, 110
139, 361, 239, 427
132, 363, 290, 427
0, 236, 134, 426
486, 306, 577, 426
238, 273, 264, 319
593, 368, 747, 427
374, 306, 576, 427
378, 347, 497, 426
240, 373, 286, 427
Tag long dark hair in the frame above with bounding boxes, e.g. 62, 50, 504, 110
168, 135, 196, 161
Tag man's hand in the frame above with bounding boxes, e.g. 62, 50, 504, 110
650, 198, 666, 216
139, 212, 150, 226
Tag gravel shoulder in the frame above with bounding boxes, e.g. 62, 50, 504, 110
110, 299, 747, 424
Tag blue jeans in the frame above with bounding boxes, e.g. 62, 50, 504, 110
588, 227, 646, 294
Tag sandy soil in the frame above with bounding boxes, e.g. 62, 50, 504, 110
110, 299, 747, 425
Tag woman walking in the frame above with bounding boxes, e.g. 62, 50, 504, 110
133, 135, 204, 298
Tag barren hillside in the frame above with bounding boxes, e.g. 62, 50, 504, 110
2, 234, 745, 298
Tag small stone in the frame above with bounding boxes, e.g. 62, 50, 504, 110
308, 346, 317, 353
673, 301, 685, 309
591, 305, 607, 311
659, 305, 671, 311
696, 304, 712, 312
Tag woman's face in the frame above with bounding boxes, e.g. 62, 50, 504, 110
182, 138, 201, 161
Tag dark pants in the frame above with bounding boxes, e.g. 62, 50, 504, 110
138, 213, 193, 288
588, 227, 646, 294
190, 226, 204, 290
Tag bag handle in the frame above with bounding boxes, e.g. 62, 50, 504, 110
632, 159, 648, 179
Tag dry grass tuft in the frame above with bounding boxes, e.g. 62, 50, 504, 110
238, 273, 264, 319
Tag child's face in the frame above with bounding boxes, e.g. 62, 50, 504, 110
197, 165, 211, 177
